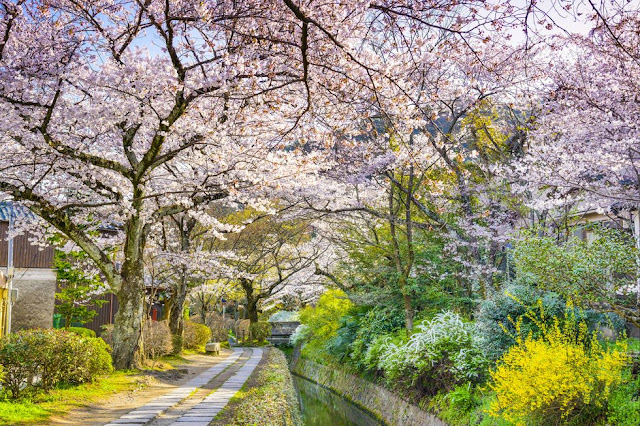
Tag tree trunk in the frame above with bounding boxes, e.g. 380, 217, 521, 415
112, 262, 145, 370
246, 299, 259, 324
168, 217, 196, 354
111, 215, 147, 370
162, 295, 173, 320
403, 292, 414, 332
169, 265, 188, 354
240, 278, 260, 324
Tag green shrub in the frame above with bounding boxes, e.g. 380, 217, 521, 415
363, 330, 407, 373
349, 307, 405, 368
374, 311, 488, 394
100, 324, 113, 347
249, 322, 271, 342
475, 283, 565, 361
607, 365, 640, 426
431, 384, 487, 425
475, 283, 624, 362
67, 327, 96, 338
0, 329, 112, 398
144, 320, 173, 359
0, 331, 42, 397
324, 313, 359, 361
184, 321, 212, 349
289, 324, 310, 347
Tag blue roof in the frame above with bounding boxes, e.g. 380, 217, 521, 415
0, 202, 37, 222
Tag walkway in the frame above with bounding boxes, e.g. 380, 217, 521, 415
105, 347, 263, 426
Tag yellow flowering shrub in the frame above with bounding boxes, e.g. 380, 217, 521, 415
488, 302, 628, 425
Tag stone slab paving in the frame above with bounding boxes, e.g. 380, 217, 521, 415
170, 348, 263, 425
104, 349, 243, 426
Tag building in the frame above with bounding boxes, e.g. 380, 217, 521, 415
0, 202, 56, 333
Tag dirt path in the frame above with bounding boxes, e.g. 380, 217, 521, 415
45, 349, 236, 426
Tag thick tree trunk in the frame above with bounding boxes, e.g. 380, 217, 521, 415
247, 299, 259, 324
112, 262, 146, 370
240, 278, 260, 324
111, 214, 147, 370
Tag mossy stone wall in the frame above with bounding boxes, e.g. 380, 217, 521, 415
291, 357, 446, 426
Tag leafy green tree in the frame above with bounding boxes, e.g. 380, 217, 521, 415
513, 224, 639, 328
298, 289, 354, 362
54, 249, 108, 329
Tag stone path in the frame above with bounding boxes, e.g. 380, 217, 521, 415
170, 348, 263, 425
104, 347, 262, 426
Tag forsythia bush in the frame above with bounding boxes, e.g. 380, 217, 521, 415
489, 305, 628, 425
184, 321, 212, 349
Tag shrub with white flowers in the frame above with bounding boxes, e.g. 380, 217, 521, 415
368, 311, 488, 392
289, 324, 310, 347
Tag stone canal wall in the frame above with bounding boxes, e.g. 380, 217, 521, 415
291, 356, 446, 426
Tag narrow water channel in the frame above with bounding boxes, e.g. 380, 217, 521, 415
292, 375, 384, 426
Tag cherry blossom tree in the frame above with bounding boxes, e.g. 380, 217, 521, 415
514, 3, 640, 211
0, 0, 537, 368
206, 211, 328, 323
0, 0, 327, 368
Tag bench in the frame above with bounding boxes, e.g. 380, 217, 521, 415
205, 342, 221, 355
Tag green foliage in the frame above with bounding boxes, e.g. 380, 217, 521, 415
184, 321, 212, 349
249, 322, 271, 343
289, 324, 310, 347
362, 330, 407, 373
475, 282, 624, 361
67, 327, 96, 338
0, 329, 112, 399
430, 384, 488, 426
349, 307, 405, 368
335, 219, 476, 322
54, 249, 108, 328
476, 283, 566, 361
513, 225, 638, 318
298, 289, 353, 363
607, 365, 640, 426
324, 312, 360, 361
369, 312, 488, 394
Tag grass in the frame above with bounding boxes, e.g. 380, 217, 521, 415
0, 371, 147, 425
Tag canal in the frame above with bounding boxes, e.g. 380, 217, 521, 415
292, 375, 384, 426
